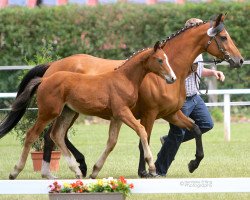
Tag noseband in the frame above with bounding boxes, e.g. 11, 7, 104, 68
205, 22, 232, 63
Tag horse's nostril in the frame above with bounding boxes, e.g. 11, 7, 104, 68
240, 58, 244, 65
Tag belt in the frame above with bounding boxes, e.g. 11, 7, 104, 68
186, 93, 197, 100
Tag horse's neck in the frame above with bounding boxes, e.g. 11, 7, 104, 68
117, 50, 151, 87
164, 24, 209, 79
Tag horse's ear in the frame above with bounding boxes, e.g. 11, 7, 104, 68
221, 13, 227, 22
213, 13, 223, 28
154, 41, 161, 52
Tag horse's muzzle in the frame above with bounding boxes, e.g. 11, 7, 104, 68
228, 57, 244, 68
165, 75, 176, 84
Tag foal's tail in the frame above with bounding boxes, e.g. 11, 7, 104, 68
0, 64, 48, 139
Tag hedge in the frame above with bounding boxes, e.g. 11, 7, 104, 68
0, 2, 249, 95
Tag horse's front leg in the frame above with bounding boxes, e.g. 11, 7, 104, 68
138, 111, 158, 178
164, 110, 204, 173
90, 117, 122, 179
118, 107, 156, 176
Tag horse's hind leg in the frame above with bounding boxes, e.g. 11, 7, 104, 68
49, 107, 82, 179
90, 117, 122, 179
42, 111, 87, 179
64, 112, 87, 177
42, 125, 57, 179
163, 110, 204, 173
9, 119, 48, 180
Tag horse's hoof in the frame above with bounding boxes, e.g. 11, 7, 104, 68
89, 174, 96, 179
188, 160, 197, 173
81, 170, 87, 178
42, 173, 58, 180
75, 174, 82, 179
9, 174, 16, 180
79, 165, 87, 178
138, 170, 148, 178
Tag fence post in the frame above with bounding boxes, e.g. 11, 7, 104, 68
224, 93, 231, 141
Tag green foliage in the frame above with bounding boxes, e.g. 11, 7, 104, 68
209, 107, 223, 122
12, 46, 61, 151
0, 3, 249, 96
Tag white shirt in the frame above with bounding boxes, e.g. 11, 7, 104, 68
185, 54, 204, 97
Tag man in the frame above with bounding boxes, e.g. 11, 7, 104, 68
154, 18, 225, 176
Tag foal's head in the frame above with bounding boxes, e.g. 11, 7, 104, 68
146, 41, 176, 84
205, 13, 244, 68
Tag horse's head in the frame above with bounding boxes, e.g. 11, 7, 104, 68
205, 13, 244, 68
147, 41, 176, 84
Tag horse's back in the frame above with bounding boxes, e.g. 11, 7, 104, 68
44, 54, 124, 77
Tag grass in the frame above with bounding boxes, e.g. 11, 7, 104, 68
0, 121, 250, 199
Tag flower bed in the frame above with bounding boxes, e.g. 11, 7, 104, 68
48, 176, 134, 200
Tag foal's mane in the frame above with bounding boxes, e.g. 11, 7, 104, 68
160, 21, 207, 48
115, 47, 152, 70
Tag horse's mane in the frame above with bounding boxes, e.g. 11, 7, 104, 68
115, 47, 152, 70
115, 20, 209, 70
160, 21, 207, 48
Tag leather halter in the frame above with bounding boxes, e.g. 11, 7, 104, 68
205, 22, 232, 63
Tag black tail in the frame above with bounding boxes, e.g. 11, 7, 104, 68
0, 64, 49, 139
17, 64, 49, 96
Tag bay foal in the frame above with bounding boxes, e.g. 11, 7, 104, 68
6, 42, 176, 179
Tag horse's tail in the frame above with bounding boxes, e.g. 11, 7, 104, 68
0, 65, 48, 139
17, 64, 49, 96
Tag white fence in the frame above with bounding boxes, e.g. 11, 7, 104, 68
0, 178, 250, 194
0, 64, 250, 142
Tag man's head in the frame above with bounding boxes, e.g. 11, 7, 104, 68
185, 18, 203, 27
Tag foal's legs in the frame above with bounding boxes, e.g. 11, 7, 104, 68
138, 110, 158, 177
9, 119, 48, 180
49, 107, 82, 179
90, 117, 122, 179
118, 107, 156, 176
163, 110, 204, 173
42, 110, 87, 179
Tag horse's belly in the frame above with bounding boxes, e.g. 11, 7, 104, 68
66, 91, 112, 116
66, 97, 111, 117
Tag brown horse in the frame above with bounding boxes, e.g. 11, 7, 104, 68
0, 14, 243, 179
4, 42, 176, 179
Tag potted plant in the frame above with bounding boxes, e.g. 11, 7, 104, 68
48, 176, 134, 200
13, 45, 62, 171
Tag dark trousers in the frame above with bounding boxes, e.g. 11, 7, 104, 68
155, 94, 214, 176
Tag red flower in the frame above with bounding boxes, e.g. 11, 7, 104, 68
119, 176, 127, 184
129, 183, 134, 189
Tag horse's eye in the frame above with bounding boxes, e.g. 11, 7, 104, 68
158, 58, 163, 64
220, 36, 227, 41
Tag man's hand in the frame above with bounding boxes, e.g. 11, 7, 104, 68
213, 70, 225, 82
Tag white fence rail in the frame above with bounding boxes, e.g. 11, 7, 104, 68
0, 178, 250, 194
200, 89, 250, 141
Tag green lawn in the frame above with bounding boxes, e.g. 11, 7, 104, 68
0, 121, 250, 199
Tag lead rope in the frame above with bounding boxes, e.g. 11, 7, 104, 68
192, 59, 221, 95
194, 71, 208, 95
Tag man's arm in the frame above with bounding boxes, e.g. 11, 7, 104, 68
201, 68, 225, 82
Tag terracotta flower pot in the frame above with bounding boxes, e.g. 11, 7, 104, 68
31, 151, 61, 171
49, 193, 125, 200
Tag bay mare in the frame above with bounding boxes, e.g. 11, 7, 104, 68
2, 42, 177, 179
0, 14, 243, 179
